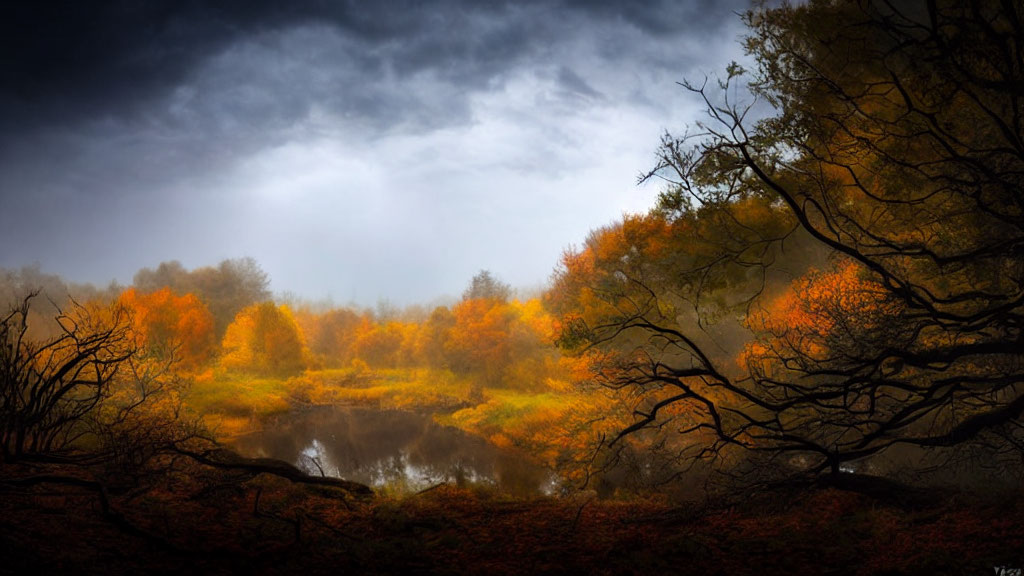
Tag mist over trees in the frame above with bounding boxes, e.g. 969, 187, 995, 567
221, 302, 307, 378
462, 270, 512, 303
133, 258, 271, 337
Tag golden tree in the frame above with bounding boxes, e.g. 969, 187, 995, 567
221, 302, 308, 377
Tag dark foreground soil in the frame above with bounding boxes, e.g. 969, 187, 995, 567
2, 462, 1022, 576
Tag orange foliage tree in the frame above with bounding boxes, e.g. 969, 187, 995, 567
133, 257, 271, 338
742, 260, 906, 373
414, 306, 456, 368
221, 302, 308, 377
296, 307, 361, 368
445, 272, 563, 398
446, 298, 515, 391
118, 287, 216, 372
549, 207, 796, 477
351, 317, 417, 369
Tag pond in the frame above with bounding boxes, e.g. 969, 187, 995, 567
228, 407, 559, 495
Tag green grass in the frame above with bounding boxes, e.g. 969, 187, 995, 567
439, 390, 567, 429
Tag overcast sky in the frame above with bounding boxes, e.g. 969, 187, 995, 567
0, 0, 751, 305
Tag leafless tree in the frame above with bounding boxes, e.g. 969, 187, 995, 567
0, 293, 134, 462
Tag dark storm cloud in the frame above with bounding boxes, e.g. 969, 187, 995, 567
0, 0, 749, 135
2, 1, 288, 131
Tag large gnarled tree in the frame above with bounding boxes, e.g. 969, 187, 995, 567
553, 0, 1024, 479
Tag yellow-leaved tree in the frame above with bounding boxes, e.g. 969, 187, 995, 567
220, 302, 308, 377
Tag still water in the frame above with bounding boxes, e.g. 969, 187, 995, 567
229, 407, 558, 495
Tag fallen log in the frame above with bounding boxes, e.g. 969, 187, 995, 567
171, 445, 374, 497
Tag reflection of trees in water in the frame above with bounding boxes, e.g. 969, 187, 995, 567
230, 408, 555, 494
352, 450, 488, 491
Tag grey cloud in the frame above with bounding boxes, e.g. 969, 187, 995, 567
0, 2, 293, 132
0, 0, 750, 137
565, 0, 750, 36
556, 67, 604, 101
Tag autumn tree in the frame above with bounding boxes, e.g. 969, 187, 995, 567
414, 305, 456, 368
445, 270, 565, 400
446, 298, 515, 396
133, 257, 271, 338
503, 298, 562, 390
118, 287, 216, 372
555, 0, 1024, 479
296, 307, 361, 368
221, 302, 307, 377
443, 272, 519, 399
351, 316, 416, 369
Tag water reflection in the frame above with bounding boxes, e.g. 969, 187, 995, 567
229, 407, 557, 495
